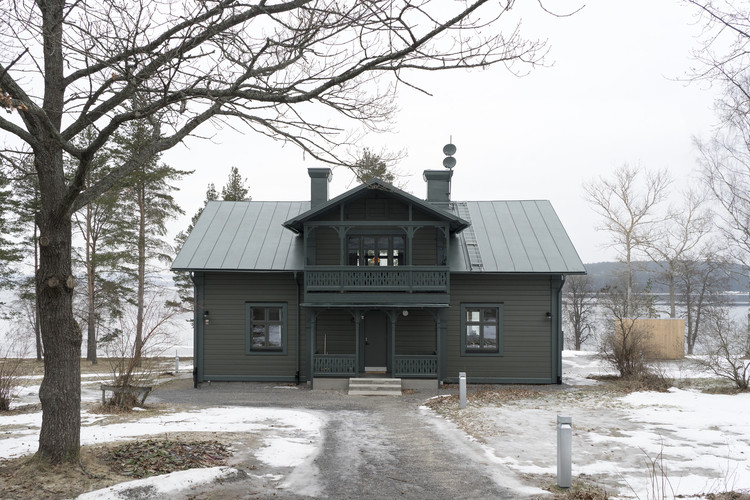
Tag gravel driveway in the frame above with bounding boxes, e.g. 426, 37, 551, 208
149, 379, 530, 499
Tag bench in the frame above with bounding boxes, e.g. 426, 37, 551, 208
100, 384, 153, 406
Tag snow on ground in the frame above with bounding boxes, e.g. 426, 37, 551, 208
454, 351, 750, 499
2, 352, 749, 499
75, 467, 243, 500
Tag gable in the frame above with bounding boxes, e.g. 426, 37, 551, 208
283, 179, 469, 233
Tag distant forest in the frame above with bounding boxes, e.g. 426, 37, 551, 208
582, 261, 749, 294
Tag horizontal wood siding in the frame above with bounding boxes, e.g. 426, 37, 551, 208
412, 226, 437, 265
344, 196, 409, 221
201, 272, 303, 379
396, 310, 436, 354
446, 274, 553, 381
315, 310, 355, 354
315, 227, 340, 265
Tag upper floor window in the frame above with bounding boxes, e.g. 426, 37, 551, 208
347, 235, 405, 266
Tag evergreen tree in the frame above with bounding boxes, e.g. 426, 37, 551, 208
0, 168, 22, 295
221, 167, 251, 201
70, 130, 130, 364
353, 148, 394, 184
110, 116, 190, 361
9, 159, 44, 359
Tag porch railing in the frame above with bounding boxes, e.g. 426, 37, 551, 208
394, 355, 438, 378
313, 354, 356, 377
305, 266, 448, 293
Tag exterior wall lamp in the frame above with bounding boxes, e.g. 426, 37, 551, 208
203, 310, 210, 325
545, 312, 552, 319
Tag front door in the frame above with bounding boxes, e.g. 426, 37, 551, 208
363, 311, 387, 372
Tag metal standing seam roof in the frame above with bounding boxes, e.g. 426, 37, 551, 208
172, 199, 585, 274
452, 200, 586, 274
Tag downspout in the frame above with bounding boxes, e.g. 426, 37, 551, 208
190, 271, 202, 389
294, 271, 301, 384
552, 275, 566, 385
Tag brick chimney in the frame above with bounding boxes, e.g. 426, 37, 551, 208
308, 167, 332, 208
423, 170, 453, 203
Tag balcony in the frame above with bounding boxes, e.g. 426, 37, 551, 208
304, 266, 449, 305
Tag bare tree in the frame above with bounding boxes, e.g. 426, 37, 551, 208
562, 274, 596, 350
692, 306, 750, 391
674, 248, 729, 355
689, 0, 750, 359
644, 189, 713, 319
598, 279, 658, 379
584, 164, 671, 316
0, 1, 547, 463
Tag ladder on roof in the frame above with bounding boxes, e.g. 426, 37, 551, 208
455, 202, 484, 271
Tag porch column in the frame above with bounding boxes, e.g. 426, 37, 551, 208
308, 310, 318, 388
354, 309, 361, 375
389, 311, 397, 376
435, 308, 447, 382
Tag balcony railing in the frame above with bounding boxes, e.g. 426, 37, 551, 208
306, 266, 448, 293
313, 354, 356, 377
394, 355, 438, 378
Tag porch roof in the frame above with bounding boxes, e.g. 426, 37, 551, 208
300, 303, 450, 309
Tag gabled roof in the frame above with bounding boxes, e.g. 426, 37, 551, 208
172, 198, 585, 274
282, 178, 470, 234
172, 201, 307, 271
448, 201, 586, 274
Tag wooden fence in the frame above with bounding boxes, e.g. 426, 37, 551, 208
623, 318, 685, 360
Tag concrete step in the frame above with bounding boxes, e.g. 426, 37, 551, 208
348, 378, 402, 396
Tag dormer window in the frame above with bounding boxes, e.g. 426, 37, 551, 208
347, 235, 405, 266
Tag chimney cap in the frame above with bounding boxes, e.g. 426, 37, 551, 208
423, 169, 453, 181
308, 167, 332, 181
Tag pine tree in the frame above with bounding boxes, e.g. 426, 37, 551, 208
0, 168, 22, 295
110, 116, 190, 362
70, 130, 130, 364
221, 167, 251, 201
352, 148, 400, 186
9, 159, 43, 359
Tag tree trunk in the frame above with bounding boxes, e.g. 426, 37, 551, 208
35, 182, 81, 463
135, 183, 146, 365
668, 263, 676, 319
34, 223, 43, 361
85, 203, 97, 364
35, 0, 81, 463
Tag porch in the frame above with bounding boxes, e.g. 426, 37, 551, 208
307, 307, 445, 385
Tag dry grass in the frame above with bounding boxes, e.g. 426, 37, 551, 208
425, 386, 542, 412
537, 479, 611, 499
0, 433, 232, 500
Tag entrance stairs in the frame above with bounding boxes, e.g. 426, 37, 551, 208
348, 378, 402, 396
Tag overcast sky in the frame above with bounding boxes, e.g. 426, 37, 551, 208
164, 0, 721, 265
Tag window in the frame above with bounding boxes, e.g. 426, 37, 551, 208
246, 303, 287, 355
460, 304, 503, 356
347, 234, 405, 266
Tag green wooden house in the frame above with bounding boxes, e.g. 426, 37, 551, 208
172, 167, 585, 388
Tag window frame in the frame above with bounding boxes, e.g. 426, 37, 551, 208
346, 233, 406, 267
245, 303, 288, 355
460, 303, 504, 356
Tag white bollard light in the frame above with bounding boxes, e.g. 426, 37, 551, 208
557, 415, 572, 488
459, 371, 467, 409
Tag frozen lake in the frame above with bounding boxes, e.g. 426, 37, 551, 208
0, 289, 193, 358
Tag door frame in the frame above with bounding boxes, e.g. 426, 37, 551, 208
360, 310, 390, 373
